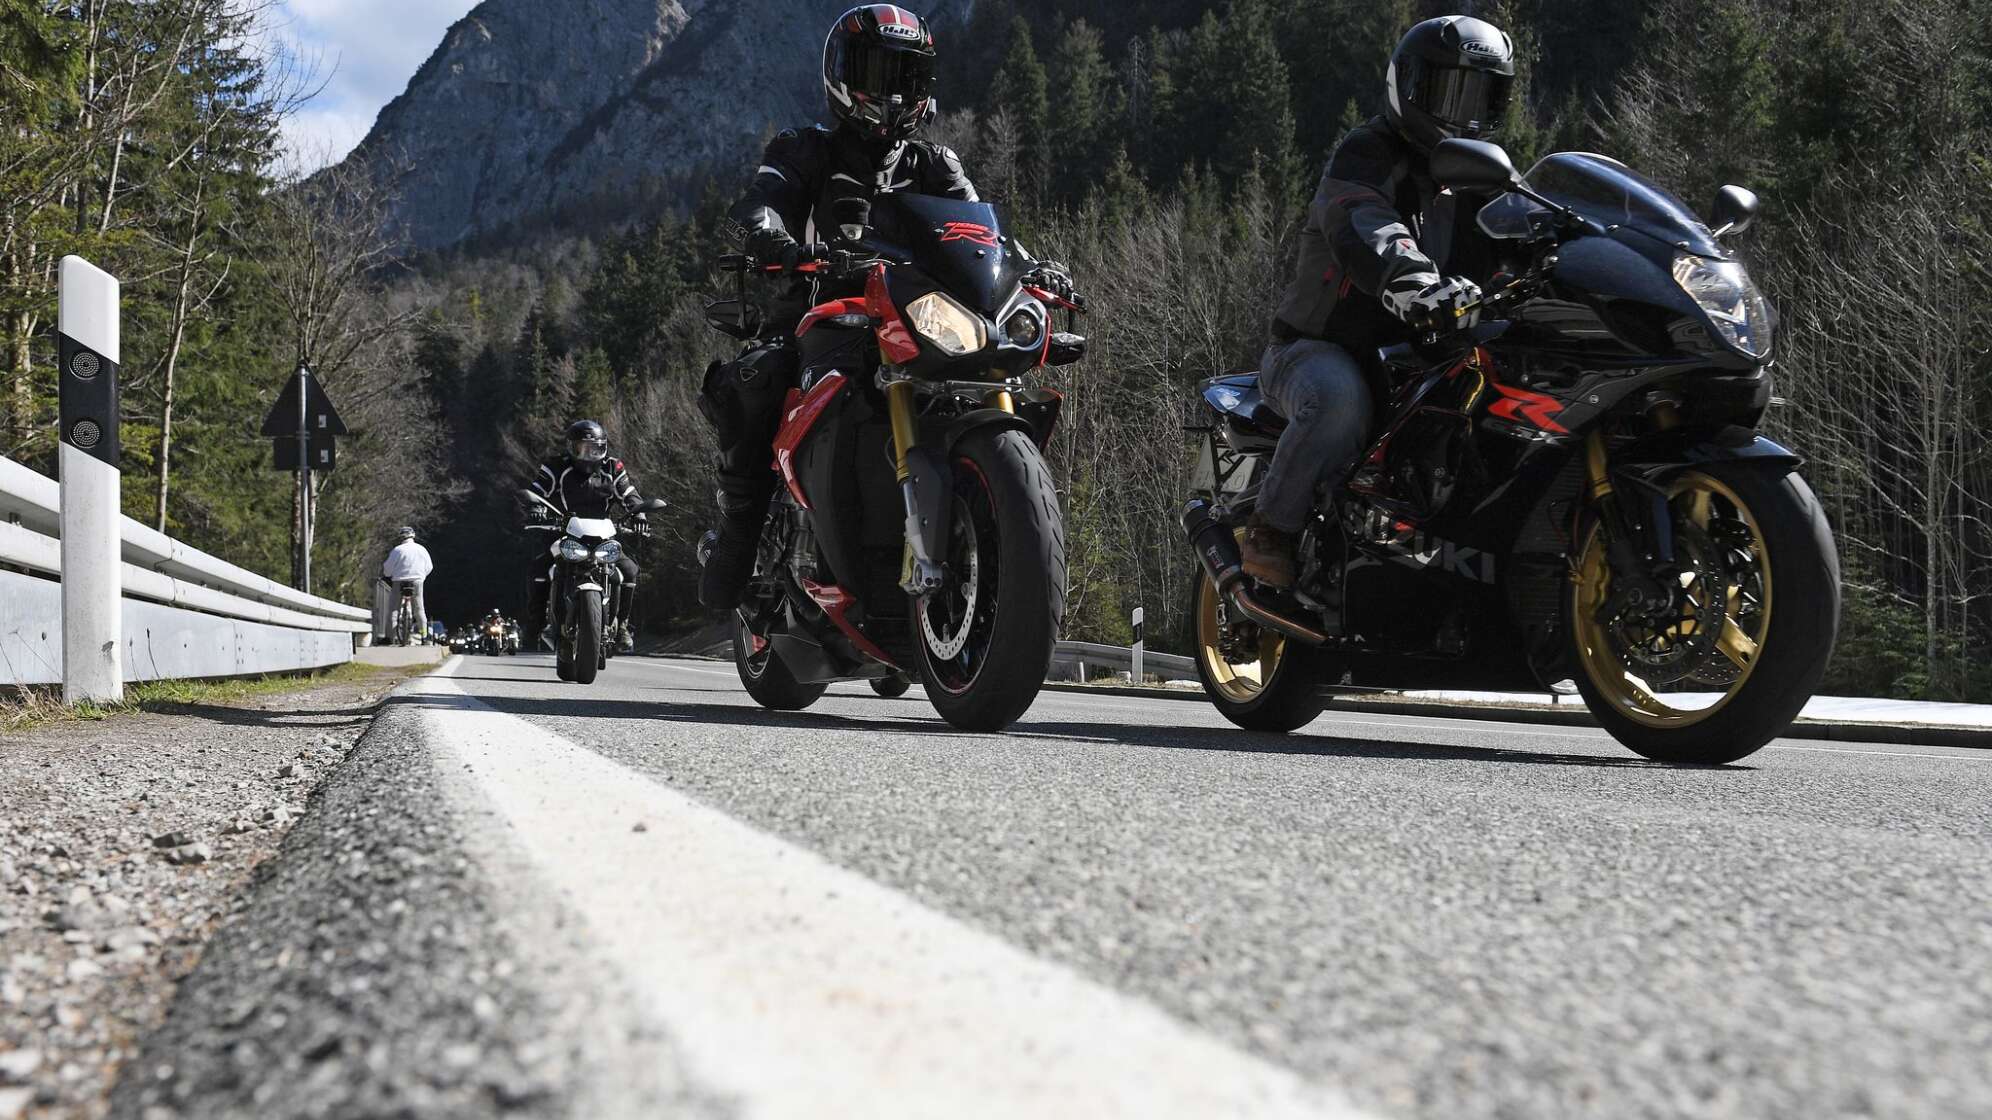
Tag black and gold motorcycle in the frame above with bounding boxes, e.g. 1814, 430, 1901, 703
1183, 140, 1839, 765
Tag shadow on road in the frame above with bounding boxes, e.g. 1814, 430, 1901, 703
403, 688, 1739, 770
139, 702, 375, 731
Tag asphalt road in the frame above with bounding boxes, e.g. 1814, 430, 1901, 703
122, 652, 1992, 1119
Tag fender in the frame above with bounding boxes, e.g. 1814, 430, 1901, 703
942, 408, 1037, 458
1615, 425, 1803, 483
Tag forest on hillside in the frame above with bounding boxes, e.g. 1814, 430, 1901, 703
5, 0, 1991, 699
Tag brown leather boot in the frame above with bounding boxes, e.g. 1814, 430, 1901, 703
1239, 515, 1296, 588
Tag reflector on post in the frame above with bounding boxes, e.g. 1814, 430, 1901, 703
57, 256, 123, 704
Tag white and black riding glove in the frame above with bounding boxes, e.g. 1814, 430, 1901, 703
1381, 273, 1484, 331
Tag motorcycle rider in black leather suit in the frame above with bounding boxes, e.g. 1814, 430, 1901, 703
1243, 15, 1515, 588
523, 420, 651, 651
695, 4, 979, 610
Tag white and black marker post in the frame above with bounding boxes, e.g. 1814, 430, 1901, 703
1131, 606, 1145, 684
57, 256, 123, 705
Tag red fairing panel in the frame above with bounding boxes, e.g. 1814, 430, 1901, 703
866, 264, 921, 364
796, 297, 869, 339
800, 577, 900, 668
771, 372, 849, 509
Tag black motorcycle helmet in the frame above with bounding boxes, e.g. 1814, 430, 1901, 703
823, 4, 938, 144
1385, 16, 1517, 152
567, 419, 606, 463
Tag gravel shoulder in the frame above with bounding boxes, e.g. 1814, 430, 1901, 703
101, 671, 710, 1120
0, 668, 413, 1120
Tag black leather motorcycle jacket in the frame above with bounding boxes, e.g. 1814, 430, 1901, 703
527, 454, 644, 520
729, 122, 977, 260
1272, 115, 1492, 351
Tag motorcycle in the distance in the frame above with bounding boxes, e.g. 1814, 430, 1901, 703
477, 616, 508, 656
697, 191, 1087, 732
522, 490, 667, 684
1183, 140, 1839, 765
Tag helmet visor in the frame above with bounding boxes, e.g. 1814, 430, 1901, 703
1416, 67, 1513, 137
839, 41, 936, 103
572, 437, 606, 462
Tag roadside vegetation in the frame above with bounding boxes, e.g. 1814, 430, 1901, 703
0, 661, 395, 733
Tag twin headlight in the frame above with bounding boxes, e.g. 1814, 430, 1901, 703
1672, 254, 1774, 359
554, 538, 622, 563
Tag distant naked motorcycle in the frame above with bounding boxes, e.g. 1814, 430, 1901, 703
523, 490, 667, 684
699, 191, 1087, 731
1183, 141, 1839, 765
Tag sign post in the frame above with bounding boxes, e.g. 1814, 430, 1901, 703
1131, 606, 1145, 684
57, 257, 123, 705
262, 366, 346, 593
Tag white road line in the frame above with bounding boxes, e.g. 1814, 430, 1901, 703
414, 675, 1369, 1119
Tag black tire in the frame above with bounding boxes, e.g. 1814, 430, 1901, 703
1570, 464, 1840, 765
870, 674, 912, 698
1189, 571, 1331, 733
572, 590, 602, 685
913, 429, 1066, 732
734, 615, 828, 710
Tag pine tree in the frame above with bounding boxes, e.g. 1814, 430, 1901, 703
987, 16, 1051, 208
1051, 19, 1118, 204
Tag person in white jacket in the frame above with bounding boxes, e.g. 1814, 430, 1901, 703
375, 526, 434, 644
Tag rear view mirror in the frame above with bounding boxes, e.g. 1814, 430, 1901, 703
1431, 139, 1520, 195
1711, 184, 1759, 237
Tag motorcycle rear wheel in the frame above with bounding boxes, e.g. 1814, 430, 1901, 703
913, 429, 1066, 732
1191, 571, 1330, 732
1568, 464, 1839, 764
734, 615, 827, 710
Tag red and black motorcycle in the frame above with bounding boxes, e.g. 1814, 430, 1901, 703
1184, 141, 1840, 765
701, 192, 1086, 731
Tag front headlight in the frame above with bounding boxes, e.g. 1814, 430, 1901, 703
593, 540, 623, 564
557, 538, 590, 562
1672, 254, 1773, 358
906, 291, 986, 356
1003, 305, 1043, 349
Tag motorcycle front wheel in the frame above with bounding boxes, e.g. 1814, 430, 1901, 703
570, 590, 602, 685
912, 428, 1066, 732
1568, 464, 1840, 764
1191, 570, 1330, 732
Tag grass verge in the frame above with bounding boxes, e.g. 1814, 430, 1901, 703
0, 661, 397, 733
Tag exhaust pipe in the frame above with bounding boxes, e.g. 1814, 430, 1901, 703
1181, 500, 1330, 646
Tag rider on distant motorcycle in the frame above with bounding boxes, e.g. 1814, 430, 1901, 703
523, 420, 652, 651
698, 4, 1075, 610
1244, 15, 1515, 589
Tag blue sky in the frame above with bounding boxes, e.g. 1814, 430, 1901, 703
267, 0, 483, 168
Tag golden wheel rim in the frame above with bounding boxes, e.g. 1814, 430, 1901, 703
1196, 572, 1287, 704
1572, 471, 1774, 728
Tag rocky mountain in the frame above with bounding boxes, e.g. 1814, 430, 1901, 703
346, 0, 968, 251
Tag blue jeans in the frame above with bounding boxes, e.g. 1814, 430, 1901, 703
1256, 339, 1372, 534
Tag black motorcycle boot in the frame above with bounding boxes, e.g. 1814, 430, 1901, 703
699, 476, 770, 610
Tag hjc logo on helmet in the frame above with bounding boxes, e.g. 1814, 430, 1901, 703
1461, 40, 1504, 58
873, 4, 922, 40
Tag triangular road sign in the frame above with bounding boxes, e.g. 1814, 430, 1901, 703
261, 368, 349, 437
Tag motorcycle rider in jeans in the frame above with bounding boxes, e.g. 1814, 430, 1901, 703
698, 4, 1074, 610
1244, 15, 1516, 589
523, 420, 652, 651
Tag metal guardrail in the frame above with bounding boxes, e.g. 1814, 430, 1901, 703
0, 456, 367, 633
1051, 641, 1196, 683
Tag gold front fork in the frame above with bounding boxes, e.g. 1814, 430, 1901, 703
886, 378, 918, 483
1584, 430, 1612, 502
986, 388, 1015, 414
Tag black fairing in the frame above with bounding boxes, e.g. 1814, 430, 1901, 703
870, 193, 1025, 316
